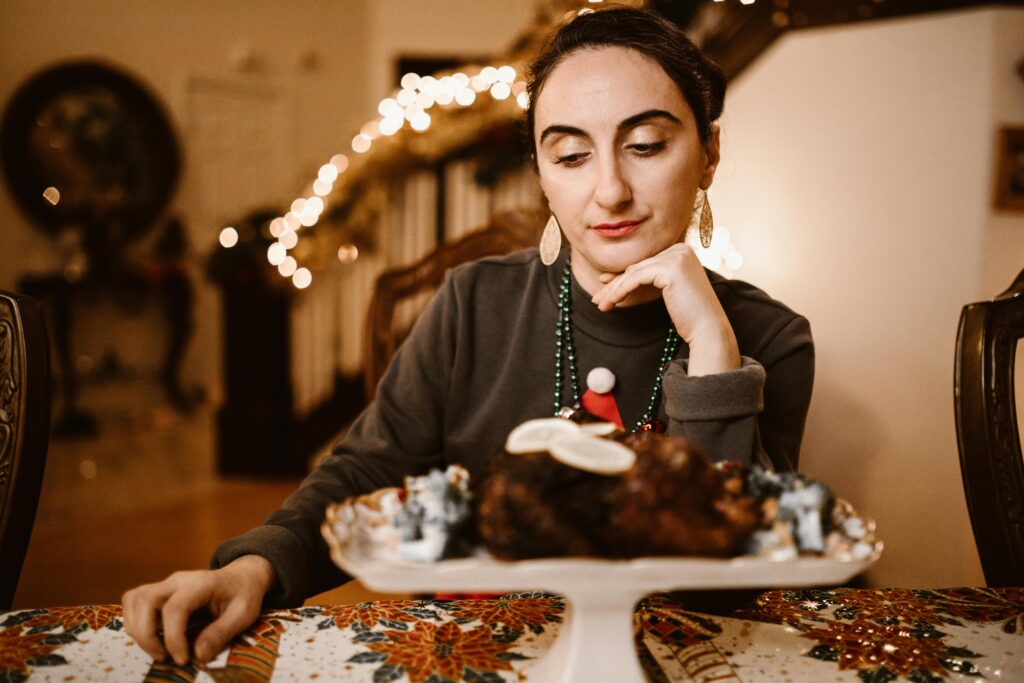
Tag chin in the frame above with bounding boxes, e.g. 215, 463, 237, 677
586, 241, 662, 274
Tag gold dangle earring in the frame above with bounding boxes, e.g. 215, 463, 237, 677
699, 189, 714, 249
539, 214, 562, 266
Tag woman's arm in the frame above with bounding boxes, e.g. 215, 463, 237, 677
212, 273, 461, 604
122, 555, 274, 665
661, 313, 814, 470
123, 274, 462, 665
590, 242, 741, 376
590, 242, 813, 469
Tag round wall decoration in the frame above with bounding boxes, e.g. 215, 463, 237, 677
0, 61, 181, 254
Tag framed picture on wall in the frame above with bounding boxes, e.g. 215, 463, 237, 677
994, 126, 1024, 211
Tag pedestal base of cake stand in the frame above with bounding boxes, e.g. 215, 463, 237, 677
524, 587, 647, 683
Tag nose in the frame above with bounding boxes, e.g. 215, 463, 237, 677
592, 155, 632, 211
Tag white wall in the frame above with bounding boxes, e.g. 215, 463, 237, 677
983, 10, 1024, 295
716, 7, 1024, 587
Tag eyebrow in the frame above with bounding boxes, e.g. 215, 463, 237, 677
539, 109, 682, 145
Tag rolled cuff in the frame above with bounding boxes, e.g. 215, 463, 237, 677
663, 356, 766, 421
211, 525, 310, 608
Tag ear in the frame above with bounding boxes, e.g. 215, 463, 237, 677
700, 123, 721, 190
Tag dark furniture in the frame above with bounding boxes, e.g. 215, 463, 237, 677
689, 0, 1001, 81
0, 290, 51, 609
214, 258, 362, 477
362, 209, 546, 401
955, 268, 1024, 586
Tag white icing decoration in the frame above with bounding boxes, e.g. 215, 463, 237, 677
578, 422, 618, 436
547, 434, 635, 475
505, 417, 580, 453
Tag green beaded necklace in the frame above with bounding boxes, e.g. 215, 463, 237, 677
553, 254, 681, 432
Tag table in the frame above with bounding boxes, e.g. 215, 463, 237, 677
3, 587, 1022, 682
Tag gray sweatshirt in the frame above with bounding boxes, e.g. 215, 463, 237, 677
212, 247, 814, 606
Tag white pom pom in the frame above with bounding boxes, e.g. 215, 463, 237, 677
586, 367, 615, 394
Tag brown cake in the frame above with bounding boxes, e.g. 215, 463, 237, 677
475, 429, 760, 560
323, 418, 879, 566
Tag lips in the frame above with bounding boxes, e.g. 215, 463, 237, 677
591, 219, 643, 238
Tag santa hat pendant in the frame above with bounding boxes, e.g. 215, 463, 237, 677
580, 367, 623, 429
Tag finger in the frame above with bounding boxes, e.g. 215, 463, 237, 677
597, 272, 615, 283
594, 264, 661, 311
162, 587, 211, 665
591, 268, 636, 308
122, 587, 170, 661
194, 599, 257, 663
591, 251, 670, 310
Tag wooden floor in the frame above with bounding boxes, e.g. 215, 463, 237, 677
12, 379, 395, 609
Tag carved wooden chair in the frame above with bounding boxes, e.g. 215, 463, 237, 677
363, 209, 547, 401
955, 268, 1024, 587
0, 290, 51, 609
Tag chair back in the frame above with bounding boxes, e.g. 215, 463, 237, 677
363, 209, 546, 401
0, 290, 51, 609
955, 268, 1024, 586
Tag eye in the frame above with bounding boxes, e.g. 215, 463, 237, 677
554, 152, 590, 167
627, 141, 666, 156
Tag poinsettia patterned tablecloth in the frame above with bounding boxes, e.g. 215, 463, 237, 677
3, 588, 1022, 682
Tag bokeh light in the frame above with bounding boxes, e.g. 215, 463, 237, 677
279, 230, 299, 249
268, 243, 287, 265
219, 227, 239, 248
352, 134, 372, 153
337, 244, 359, 263
330, 154, 349, 172
278, 256, 297, 277
292, 267, 312, 289
318, 164, 339, 183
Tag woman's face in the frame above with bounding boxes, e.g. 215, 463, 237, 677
534, 46, 719, 289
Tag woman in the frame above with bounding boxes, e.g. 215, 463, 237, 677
123, 6, 813, 666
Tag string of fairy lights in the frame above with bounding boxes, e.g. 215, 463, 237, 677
217, 0, 753, 289
218, 63, 529, 290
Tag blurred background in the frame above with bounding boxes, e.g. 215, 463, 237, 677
1, 0, 1022, 608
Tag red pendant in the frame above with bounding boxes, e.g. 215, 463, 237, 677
580, 388, 624, 429
640, 419, 665, 433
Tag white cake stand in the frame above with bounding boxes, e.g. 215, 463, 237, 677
323, 519, 881, 683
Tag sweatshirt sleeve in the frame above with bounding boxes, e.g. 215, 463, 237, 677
661, 314, 814, 471
211, 273, 459, 606
662, 357, 767, 466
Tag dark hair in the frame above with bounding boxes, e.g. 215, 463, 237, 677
526, 6, 725, 151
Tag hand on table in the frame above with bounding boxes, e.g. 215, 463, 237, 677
121, 555, 275, 665
590, 242, 740, 376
